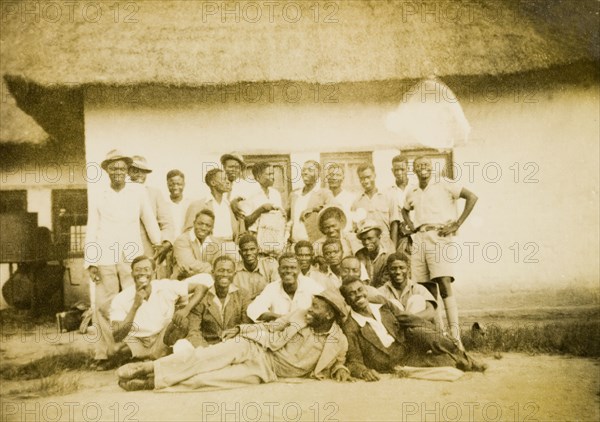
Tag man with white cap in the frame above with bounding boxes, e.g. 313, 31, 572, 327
85, 149, 162, 370
129, 155, 176, 277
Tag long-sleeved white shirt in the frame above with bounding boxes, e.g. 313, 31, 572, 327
84, 183, 160, 267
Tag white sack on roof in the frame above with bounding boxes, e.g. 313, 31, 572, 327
385, 78, 471, 149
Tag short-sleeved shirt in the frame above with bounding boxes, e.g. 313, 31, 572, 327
233, 257, 279, 299
110, 279, 188, 338
378, 280, 437, 312
351, 190, 400, 238
229, 178, 256, 202
404, 178, 462, 227
386, 185, 409, 218
246, 275, 324, 322
241, 187, 284, 232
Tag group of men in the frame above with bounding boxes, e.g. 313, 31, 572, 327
85, 148, 481, 390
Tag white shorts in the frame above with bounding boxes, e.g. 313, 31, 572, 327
411, 230, 456, 283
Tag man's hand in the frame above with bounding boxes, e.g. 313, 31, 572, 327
261, 203, 276, 213
438, 221, 460, 237
361, 368, 380, 382
133, 288, 149, 308
172, 309, 189, 327
222, 326, 240, 340
299, 208, 315, 222
88, 266, 101, 284
230, 198, 246, 220
153, 241, 172, 264
332, 368, 355, 382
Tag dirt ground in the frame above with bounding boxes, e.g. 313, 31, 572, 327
1, 307, 599, 422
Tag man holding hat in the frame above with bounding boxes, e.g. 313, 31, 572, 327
85, 149, 162, 370
129, 155, 176, 277
116, 289, 352, 391
355, 219, 390, 288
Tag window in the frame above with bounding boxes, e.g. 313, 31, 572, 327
320, 152, 373, 193
0, 190, 27, 213
243, 154, 292, 210
52, 189, 88, 258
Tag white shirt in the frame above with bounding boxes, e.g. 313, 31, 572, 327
246, 274, 324, 322
110, 279, 188, 338
204, 195, 234, 240
229, 178, 256, 201
351, 303, 395, 348
404, 178, 463, 227
241, 186, 283, 232
84, 183, 160, 267
329, 189, 357, 232
290, 184, 318, 241
169, 196, 192, 236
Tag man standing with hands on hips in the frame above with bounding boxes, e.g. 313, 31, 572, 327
402, 156, 478, 349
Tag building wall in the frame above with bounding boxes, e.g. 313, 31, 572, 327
0, 147, 87, 309
83, 78, 599, 302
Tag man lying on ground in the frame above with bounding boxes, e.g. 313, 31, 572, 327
116, 289, 353, 391
340, 277, 486, 382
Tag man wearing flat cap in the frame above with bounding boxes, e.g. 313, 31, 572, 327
355, 219, 391, 288
85, 149, 162, 370
129, 155, 176, 278
116, 288, 352, 391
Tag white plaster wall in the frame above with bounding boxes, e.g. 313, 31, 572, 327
83, 82, 599, 296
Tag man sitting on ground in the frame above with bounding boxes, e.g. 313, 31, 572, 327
246, 253, 323, 322
294, 240, 318, 276
183, 255, 252, 347
339, 277, 486, 381
233, 234, 279, 300
116, 289, 353, 391
110, 256, 212, 360
355, 220, 391, 288
378, 253, 437, 324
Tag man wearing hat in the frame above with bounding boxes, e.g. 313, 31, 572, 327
116, 289, 352, 391
129, 155, 176, 278
355, 220, 391, 288
85, 150, 162, 370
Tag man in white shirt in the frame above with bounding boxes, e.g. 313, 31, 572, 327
286, 160, 333, 245
402, 156, 478, 348
246, 253, 323, 322
221, 152, 253, 230
166, 169, 192, 236
324, 163, 357, 234
85, 150, 162, 370
386, 155, 413, 255
110, 255, 213, 360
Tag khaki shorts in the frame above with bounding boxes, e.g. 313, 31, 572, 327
411, 230, 456, 283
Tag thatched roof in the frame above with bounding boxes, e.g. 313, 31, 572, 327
2, 0, 598, 143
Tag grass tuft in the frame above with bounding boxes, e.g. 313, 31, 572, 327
0, 349, 93, 380
463, 320, 600, 357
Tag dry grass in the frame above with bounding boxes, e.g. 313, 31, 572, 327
0, 349, 93, 380
6, 371, 82, 398
463, 320, 600, 358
